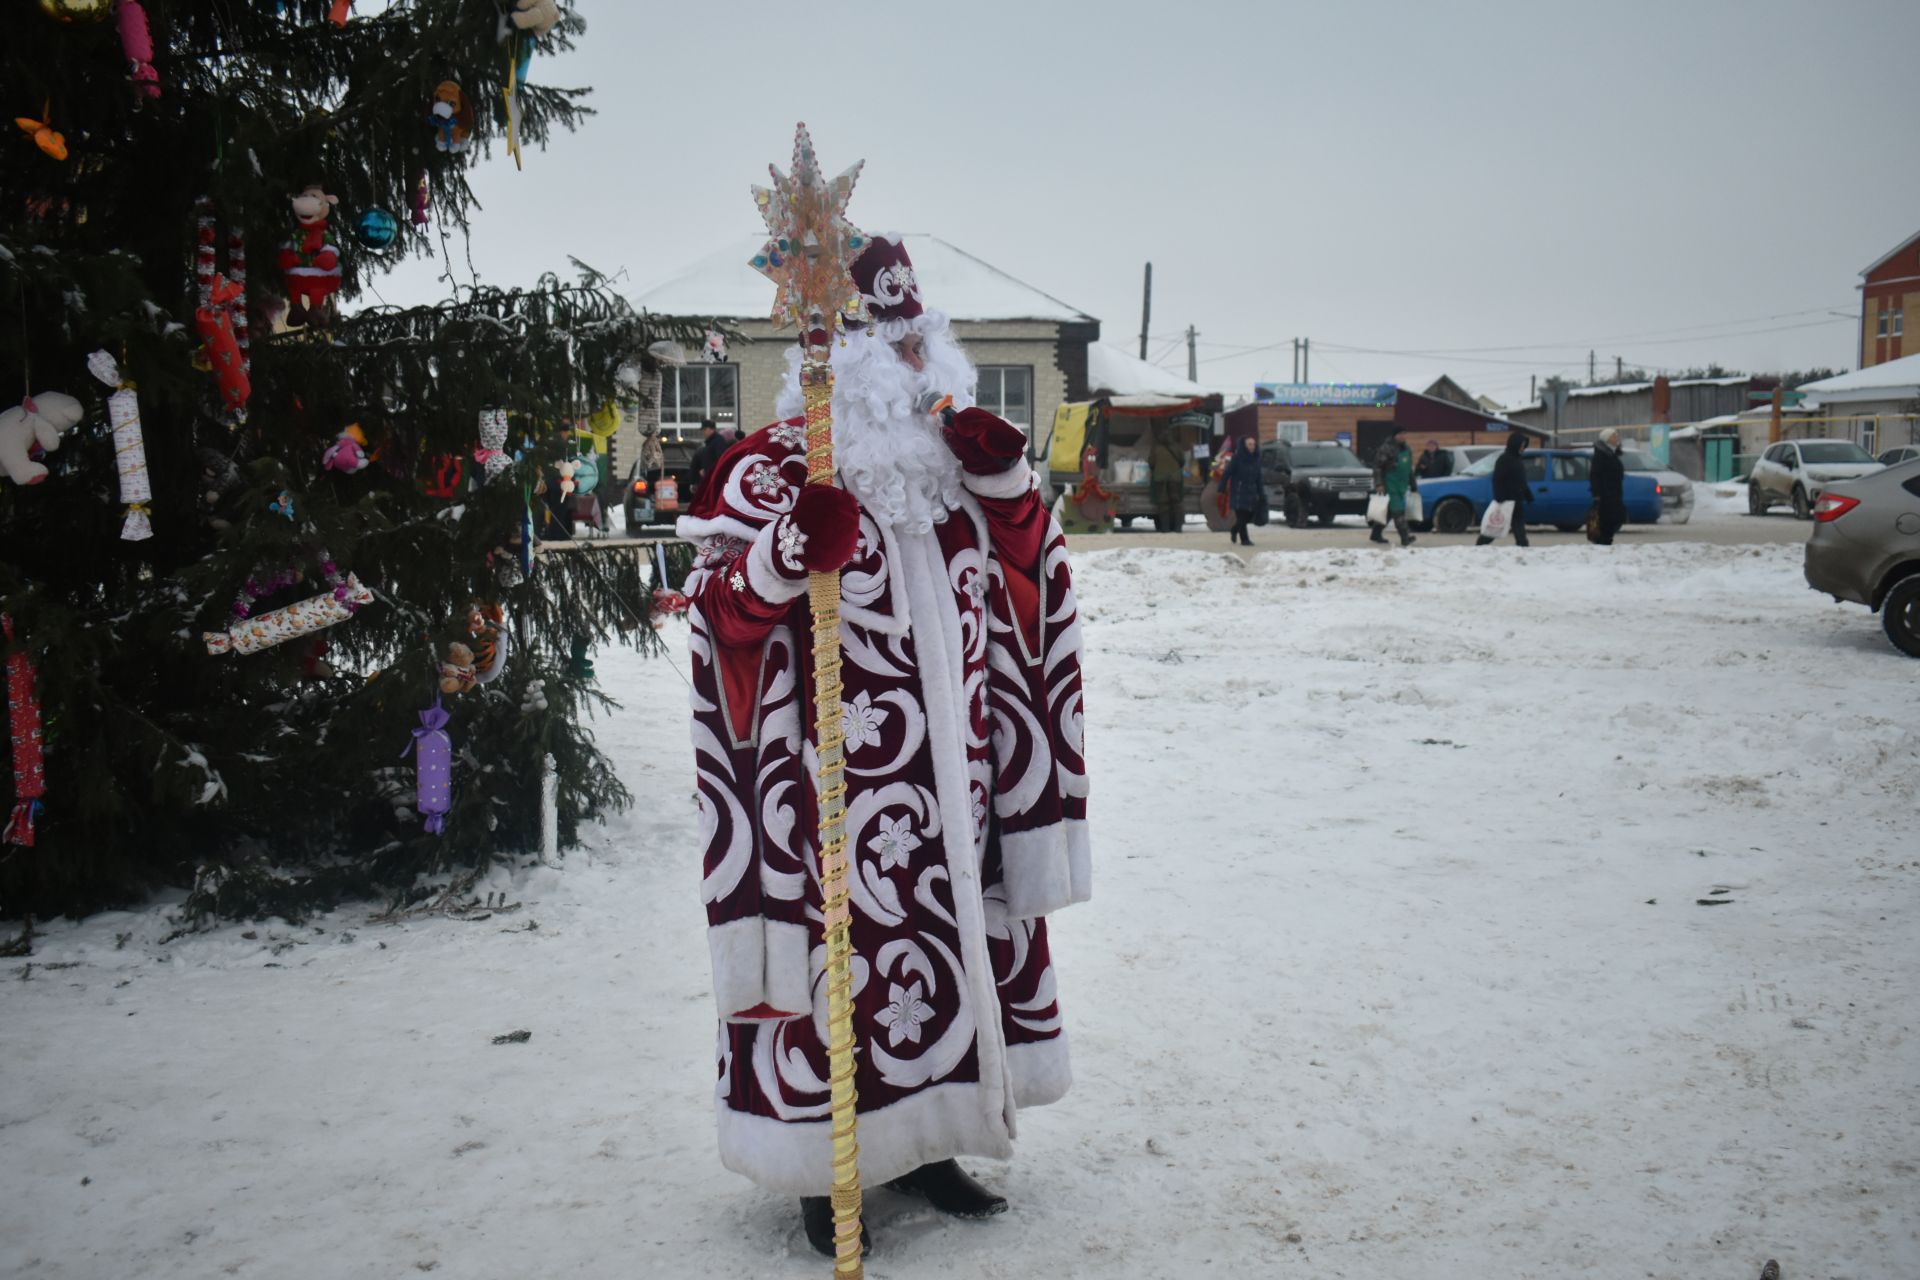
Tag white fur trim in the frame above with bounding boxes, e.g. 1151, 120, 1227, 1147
716, 1078, 1015, 1195
744, 521, 809, 604
709, 918, 813, 1023
962, 457, 1036, 501
998, 818, 1093, 920
1007, 1036, 1073, 1110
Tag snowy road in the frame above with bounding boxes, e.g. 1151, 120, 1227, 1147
3, 542, 1916, 1279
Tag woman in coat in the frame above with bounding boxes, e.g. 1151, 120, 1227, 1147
1476, 430, 1533, 547
1369, 427, 1418, 547
1222, 434, 1266, 547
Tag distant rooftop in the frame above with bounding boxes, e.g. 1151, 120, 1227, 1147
1796, 352, 1920, 402
633, 233, 1097, 325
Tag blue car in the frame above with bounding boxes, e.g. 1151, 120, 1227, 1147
1414, 449, 1663, 534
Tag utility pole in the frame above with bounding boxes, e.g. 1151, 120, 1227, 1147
1589, 349, 1596, 384
1302, 337, 1310, 382
1139, 262, 1152, 361
1186, 325, 1197, 382
1615, 355, 1623, 381
1529, 374, 1536, 403
1291, 338, 1299, 382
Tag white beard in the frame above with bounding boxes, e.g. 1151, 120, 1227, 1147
775, 313, 976, 537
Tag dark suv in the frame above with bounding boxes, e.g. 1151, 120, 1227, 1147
1261, 440, 1377, 526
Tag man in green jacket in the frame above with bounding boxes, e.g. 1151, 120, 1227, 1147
1148, 427, 1187, 533
1370, 426, 1419, 547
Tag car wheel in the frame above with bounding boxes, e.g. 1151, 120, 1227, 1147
1313, 511, 1336, 527
1433, 498, 1472, 534
1883, 576, 1920, 658
1670, 509, 1692, 525
1791, 484, 1811, 520
1284, 492, 1304, 527
1747, 483, 1768, 516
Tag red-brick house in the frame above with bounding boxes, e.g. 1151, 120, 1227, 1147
1860, 228, 1920, 369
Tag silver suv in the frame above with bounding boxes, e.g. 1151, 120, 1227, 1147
1749, 438, 1882, 519
1803, 460, 1920, 657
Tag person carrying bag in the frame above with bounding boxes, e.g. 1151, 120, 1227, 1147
1476, 431, 1532, 547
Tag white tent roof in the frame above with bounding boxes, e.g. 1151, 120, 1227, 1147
1795, 353, 1920, 403
633, 234, 1097, 324
1086, 341, 1223, 402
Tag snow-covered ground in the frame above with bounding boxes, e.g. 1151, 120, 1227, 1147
4, 543, 1917, 1279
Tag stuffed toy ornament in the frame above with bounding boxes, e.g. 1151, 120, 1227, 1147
438, 642, 476, 695
466, 601, 510, 685
0, 392, 82, 485
555, 458, 577, 501
321, 423, 370, 473
428, 81, 475, 154
278, 184, 342, 328
509, 0, 560, 37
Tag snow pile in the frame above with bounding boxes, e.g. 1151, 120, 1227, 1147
3, 544, 1915, 1278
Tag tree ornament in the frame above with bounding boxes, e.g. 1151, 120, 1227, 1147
566, 636, 594, 680
279, 184, 341, 329
508, 0, 560, 37
539, 752, 558, 863
87, 351, 153, 540
502, 31, 533, 170
2, 615, 47, 848
327, 0, 351, 25
569, 451, 598, 495
204, 574, 373, 656
427, 82, 475, 154
410, 170, 430, 226
354, 207, 399, 250
37, 0, 112, 20
401, 699, 451, 834
0, 393, 82, 486
321, 423, 370, 473
704, 328, 728, 363
193, 201, 249, 421
466, 601, 510, 685
437, 643, 475, 695
194, 275, 251, 411
14, 104, 68, 161
268, 490, 295, 520
116, 0, 161, 99
474, 408, 510, 482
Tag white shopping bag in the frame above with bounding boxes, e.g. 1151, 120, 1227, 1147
1406, 491, 1424, 522
1366, 493, 1389, 525
1481, 500, 1513, 539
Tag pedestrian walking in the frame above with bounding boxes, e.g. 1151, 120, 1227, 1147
687, 418, 728, 497
1590, 426, 1627, 545
1369, 426, 1418, 546
1148, 427, 1187, 533
1476, 430, 1533, 547
1222, 434, 1266, 547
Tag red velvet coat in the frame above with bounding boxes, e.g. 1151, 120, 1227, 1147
677, 418, 1091, 1194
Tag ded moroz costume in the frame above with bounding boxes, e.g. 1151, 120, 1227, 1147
677, 232, 1093, 1254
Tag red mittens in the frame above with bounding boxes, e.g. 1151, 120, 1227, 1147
788, 484, 861, 573
943, 407, 1026, 475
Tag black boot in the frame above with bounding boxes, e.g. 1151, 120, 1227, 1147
887, 1159, 1009, 1219
800, 1197, 870, 1259
1368, 523, 1387, 544
1400, 532, 1417, 547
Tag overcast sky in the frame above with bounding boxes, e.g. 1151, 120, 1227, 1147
380, 0, 1919, 407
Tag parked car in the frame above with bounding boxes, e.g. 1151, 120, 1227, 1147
1262, 440, 1376, 526
1420, 444, 1499, 478
1414, 448, 1662, 533
1878, 445, 1920, 467
1803, 460, 1920, 657
1747, 439, 1883, 519
1618, 448, 1694, 524
621, 459, 683, 532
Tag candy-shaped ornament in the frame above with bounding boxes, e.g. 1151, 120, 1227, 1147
194, 274, 251, 410
205, 574, 373, 656
401, 699, 452, 834
3, 615, 46, 847
87, 351, 153, 540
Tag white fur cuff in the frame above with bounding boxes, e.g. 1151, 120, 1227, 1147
744, 519, 810, 604
709, 917, 813, 1022
998, 818, 1093, 920
963, 457, 1036, 501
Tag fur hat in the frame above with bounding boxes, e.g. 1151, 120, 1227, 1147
850, 234, 923, 323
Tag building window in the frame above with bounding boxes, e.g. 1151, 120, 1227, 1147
1894, 306, 1905, 338
1858, 417, 1877, 455
1272, 420, 1309, 444
661, 364, 739, 426
1877, 308, 1890, 338
975, 366, 1032, 428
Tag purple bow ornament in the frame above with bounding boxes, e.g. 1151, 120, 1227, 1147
401, 698, 452, 834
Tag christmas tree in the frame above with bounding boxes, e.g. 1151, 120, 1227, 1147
1, 1, 699, 922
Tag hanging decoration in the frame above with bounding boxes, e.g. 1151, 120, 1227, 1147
117, 0, 161, 99
193, 200, 249, 419
539, 753, 558, 862
279, 184, 342, 329
704, 328, 728, 363
427, 81, 475, 154
509, 0, 560, 37
87, 351, 153, 540
3, 615, 47, 848
423, 454, 464, 499
268, 490, 295, 520
321, 423, 370, 473
437, 642, 475, 695
502, 30, 533, 170
327, 0, 351, 25
36, 0, 112, 17
14, 104, 68, 161
475, 408, 511, 482
410, 169, 430, 227
566, 636, 594, 680
466, 601, 509, 685
0, 392, 82, 486
354, 207, 399, 250
401, 699, 451, 834
205, 574, 372, 657
194, 274, 251, 411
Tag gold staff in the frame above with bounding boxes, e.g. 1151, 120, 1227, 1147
750, 122, 871, 1278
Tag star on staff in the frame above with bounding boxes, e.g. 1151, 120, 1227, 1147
749, 122, 871, 340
